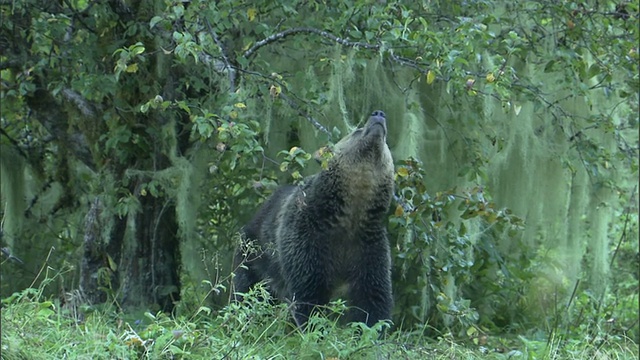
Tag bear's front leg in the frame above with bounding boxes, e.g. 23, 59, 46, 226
347, 232, 393, 328
279, 234, 332, 329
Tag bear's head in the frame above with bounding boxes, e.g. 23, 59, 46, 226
332, 110, 393, 172
327, 110, 395, 212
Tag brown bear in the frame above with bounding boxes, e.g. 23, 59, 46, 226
233, 110, 394, 329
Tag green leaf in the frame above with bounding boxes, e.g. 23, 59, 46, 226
544, 60, 555, 73
173, 4, 184, 18
459, 222, 467, 236
150, 16, 163, 29
348, 29, 362, 39
130, 43, 145, 56
586, 63, 601, 79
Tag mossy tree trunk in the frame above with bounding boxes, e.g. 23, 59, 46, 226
0, 0, 189, 310
118, 189, 181, 311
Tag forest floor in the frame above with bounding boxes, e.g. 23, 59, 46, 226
2, 287, 638, 360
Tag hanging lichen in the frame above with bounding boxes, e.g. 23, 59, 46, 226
0, 145, 25, 250
268, 45, 633, 329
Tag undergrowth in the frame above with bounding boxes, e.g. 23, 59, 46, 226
1, 278, 638, 360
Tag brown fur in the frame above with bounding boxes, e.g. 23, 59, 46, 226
233, 110, 394, 328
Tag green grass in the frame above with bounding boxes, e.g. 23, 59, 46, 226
1, 286, 638, 360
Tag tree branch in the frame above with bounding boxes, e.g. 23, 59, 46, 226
388, 53, 426, 73
205, 19, 236, 92
0, 60, 22, 71
107, 0, 133, 22
0, 127, 29, 159
237, 67, 331, 136
279, 92, 330, 136
25, 88, 96, 170
243, 27, 380, 59
61, 88, 98, 119
240, 27, 446, 114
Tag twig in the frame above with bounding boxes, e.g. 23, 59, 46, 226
237, 68, 331, 136
565, 279, 580, 310
1, 247, 24, 265
205, 19, 236, 92
388, 53, 426, 73
278, 93, 330, 136
609, 184, 637, 268
243, 27, 380, 59
29, 246, 56, 289
0, 127, 29, 159
62, 0, 96, 34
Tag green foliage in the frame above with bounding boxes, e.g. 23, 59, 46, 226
545, 199, 640, 344
278, 146, 314, 183
200, 112, 278, 244
2, 291, 135, 359
3, 281, 638, 359
390, 158, 526, 332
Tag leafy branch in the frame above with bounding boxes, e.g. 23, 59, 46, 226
0, 127, 29, 159
25, 88, 96, 170
205, 18, 236, 93
242, 27, 380, 59
278, 93, 330, 136
0, 60, 22, 71
236, 68, 331, 136
61, 88, 98, 119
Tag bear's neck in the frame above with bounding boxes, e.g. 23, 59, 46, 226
318, 163, 393, 222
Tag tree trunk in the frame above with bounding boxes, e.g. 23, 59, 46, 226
24, 84, 182, 311
117, 189, 181, 312
79, 198, 110, 304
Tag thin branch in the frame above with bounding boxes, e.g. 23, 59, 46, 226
62, 0, 96, 34
388, 53, 427, 73
107, 0, 133, 22
26, 88, 96, 170
0, 127, 29, 159
61, 88, 97, 119
243, 27, 380, 59
236, 68, 331, 136
1, 247, 25, 265
205, 19, 236, 92
279, 93, 330, 136
609, 185, 637, 268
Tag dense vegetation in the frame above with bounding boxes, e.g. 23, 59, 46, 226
1, 0, 638, 358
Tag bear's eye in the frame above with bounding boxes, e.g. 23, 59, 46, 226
353, 129, 363, 135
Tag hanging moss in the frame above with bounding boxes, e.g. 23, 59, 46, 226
565, 168, 590, 284
219, 35, 634, 329
588, 187, 614, 295
0, 145, 26, 250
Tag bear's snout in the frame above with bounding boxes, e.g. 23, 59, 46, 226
371, 110, 385, 118
366, 110, 387, 137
